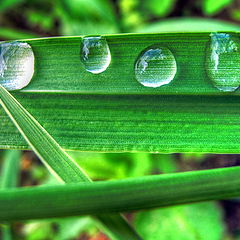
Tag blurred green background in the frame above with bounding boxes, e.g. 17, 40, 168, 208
1, 0, 240, 239
1, 0, 240, 39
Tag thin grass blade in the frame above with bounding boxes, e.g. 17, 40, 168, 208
0, 150, 21, 240
0, 85, 142, 240
1, 166, 240, 220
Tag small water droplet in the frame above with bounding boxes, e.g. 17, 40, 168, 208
135, 46, 177, 88
206, 33, 240, 92
80, 36, 111, 74
0, 41, 34, 90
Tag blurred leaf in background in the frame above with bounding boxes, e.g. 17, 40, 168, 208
203, 0, 234, 16
137, 17, 240, 32
144, 0, 176, 17
56, 0, 119, 35
1, 0, 240, 39
0, 0, 24, 12
135, 202, 225, 240
119, 0, 143, 32
69, 152, 153, 180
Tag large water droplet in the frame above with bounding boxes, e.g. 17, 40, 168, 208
0, 41, 34, 90
135, 46, 177, 88
80, 36, 111, 74
206, 33, 240, 92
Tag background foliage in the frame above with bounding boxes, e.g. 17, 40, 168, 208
1, 0, 240, 239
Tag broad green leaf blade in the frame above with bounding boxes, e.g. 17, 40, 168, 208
0, 86, 141, 240
1, 93, 240, 153
3, 33, 240, 95
1, 166, 240, 221
1, 33, 240, 153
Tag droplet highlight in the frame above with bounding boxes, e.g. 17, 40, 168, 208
135, 46, 177, 88
206, 33, 240, 92
80, 36, 111, 74
0, 41, 34, 90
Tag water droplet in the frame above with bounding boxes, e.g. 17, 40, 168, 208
0, 41, 34, 90
80, 36, 111, 74
206, 33, 240, 92
135, 46, 177, 88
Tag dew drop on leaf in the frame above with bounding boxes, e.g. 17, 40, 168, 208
80, 36, 111, 74
134, 46, 177, 88
206, 33, 240, 92
0, 41, 34, 90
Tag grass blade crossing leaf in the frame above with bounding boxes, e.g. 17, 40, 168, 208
0, 86, 89, 183
1, 166, 240, 220
0, 85, 141, 240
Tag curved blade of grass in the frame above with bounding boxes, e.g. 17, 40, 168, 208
1, 166, 240, 221
0, 86, 142, 240
0, 150, 21, 240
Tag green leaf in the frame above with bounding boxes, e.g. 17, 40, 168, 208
60, 0, 117, 22
1, 225, 12, 240
2, 33, 240, 153
0, 150, 21, 189
1, 165, 240, 220
2, 92, 240, 154
53, 217, 96, 240
152, 154, 177, 173
57, 0, 119, 35
0, 150, 21, 240
0, 0, 24, 12
0, 86, 141, 240
23, 221, 55, 240
135, 202, 224, 240
203, 0, 234, 16
145, 0, 176, 17
0, 86, 90, 183
69, 152, 151, 180
26, 11, 54, 31
137, 18, 240, 32
0, 27, 38, 40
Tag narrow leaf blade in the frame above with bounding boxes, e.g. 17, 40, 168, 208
1, 166, 240, 220
0, 86, 141, 240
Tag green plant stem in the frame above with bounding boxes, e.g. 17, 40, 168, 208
0, 86, 141, 240
1, 166, 240, 221
0, 150, 21, 240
